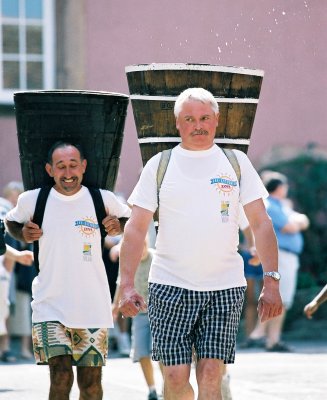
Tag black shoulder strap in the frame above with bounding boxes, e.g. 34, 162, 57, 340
87, 187, 107, 249
33, 186, 52, 273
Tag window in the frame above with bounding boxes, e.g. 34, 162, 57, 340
0, 0, 55, 104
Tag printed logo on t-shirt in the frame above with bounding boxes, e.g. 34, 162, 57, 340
83, 243, 92, 262
210, 174, 237, 195
75, 217, 99, 237
221, 201, 230, 223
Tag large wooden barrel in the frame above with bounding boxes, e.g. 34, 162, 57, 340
14, 90, 129, 190
125, 63, 264, 166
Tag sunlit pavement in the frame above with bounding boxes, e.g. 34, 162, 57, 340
0, 341, 326, 399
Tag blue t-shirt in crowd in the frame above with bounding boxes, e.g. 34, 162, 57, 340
265, 196, 304, 255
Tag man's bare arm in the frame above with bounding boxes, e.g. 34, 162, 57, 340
4, 245, 33, 266
5, 220, 25, 241
6, 219, 42, 243
118, 205, 153, 317
304, 284, 327, 319
244, 199, 283, 322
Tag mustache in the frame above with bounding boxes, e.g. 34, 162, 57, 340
191, 129, 208, 136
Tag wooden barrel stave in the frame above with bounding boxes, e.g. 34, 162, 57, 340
126, 64, 264, 166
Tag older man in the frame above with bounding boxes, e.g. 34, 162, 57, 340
119, 88, 282, 400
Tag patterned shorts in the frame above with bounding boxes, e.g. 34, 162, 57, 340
148, 284, 245, 366
32, 321, 108, 366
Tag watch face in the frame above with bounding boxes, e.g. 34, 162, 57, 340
272, 272, 280, 280
265, 271, 281, 280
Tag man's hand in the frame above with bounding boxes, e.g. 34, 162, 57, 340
118, 287, 147, 318
257, 282, 283, 322
102, 215, 121, 236
303, 301, 318, 319
16, 250, 34, 266
22, 221, 42, 243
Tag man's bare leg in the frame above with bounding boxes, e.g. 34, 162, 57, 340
77, 366, 103, 400
163, 364, 194, 400
196, 358, 224, 400
48, 355, 74, 400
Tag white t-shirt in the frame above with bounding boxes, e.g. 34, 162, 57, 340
6, 186, 131, 328
128, 145, 268, 291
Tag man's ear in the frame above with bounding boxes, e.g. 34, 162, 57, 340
175, 117, 180, 131
45, 163, 53, 177
216, 112, 220, 127
82, 159, 87, 173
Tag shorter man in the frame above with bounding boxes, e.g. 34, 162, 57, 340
6, 141, 130, 400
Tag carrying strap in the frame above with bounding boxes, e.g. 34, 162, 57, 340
153, 149, 172, 227
32, 186, 107, 273
87, 187, 107, 248
221, 148, 241, 185
154, 146, 241, 230
33, 186, 52, 272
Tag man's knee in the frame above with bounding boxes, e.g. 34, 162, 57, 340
49, 356, 74, 394
77, 367, 103, 399
164, 364, 191, 391
196, 358, 224, 387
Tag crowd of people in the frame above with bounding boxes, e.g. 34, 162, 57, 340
0, 87, 324, 400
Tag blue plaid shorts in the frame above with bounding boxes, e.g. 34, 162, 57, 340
148, 283, 245, 366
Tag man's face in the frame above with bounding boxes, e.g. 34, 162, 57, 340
45, 146, 87, 196
176, 99, 219, 151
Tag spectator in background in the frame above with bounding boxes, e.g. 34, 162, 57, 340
113, 237, 163, 400
0, 244, 33, 362
103, 234, 131, 357
0, 243, 34, 360
238, 206, 264, 348
1, 181, 34, 362
246, 171, 309, 352
8, 238, 37, 360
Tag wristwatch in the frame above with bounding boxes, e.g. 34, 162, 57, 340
263, 271, 281, 281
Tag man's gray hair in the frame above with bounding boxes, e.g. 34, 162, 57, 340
174, 88, 219, 118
